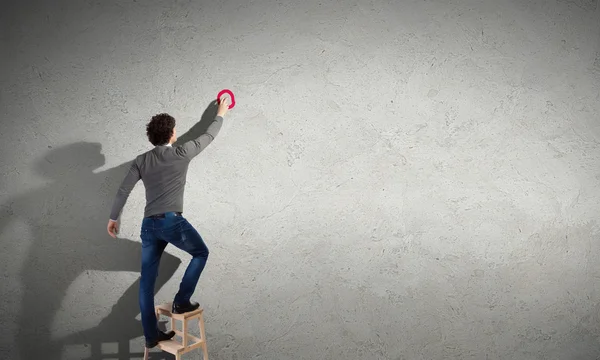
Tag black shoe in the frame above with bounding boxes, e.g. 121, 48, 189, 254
145, 330, 176, 348
172, 300, 200, 314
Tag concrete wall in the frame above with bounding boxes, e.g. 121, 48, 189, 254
1, 0, 599, 359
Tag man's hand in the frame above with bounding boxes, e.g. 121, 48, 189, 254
107, 219, 119, 238
217, 96, 230, 117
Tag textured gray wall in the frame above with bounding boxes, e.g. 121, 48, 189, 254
1, 0, 600, 359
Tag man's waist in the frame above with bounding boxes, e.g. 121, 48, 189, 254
145, 211, 183, 219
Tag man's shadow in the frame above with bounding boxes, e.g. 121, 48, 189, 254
3, 100, 219, 360
172, 99, 219, 147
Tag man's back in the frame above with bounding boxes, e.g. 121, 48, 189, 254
137, 145, 192, 218
109, 114, 224, 221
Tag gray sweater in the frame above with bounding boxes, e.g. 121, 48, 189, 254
109, 115, 223, 220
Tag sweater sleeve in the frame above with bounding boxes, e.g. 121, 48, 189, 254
109, 160, 141, 221
176, 115, 223, 160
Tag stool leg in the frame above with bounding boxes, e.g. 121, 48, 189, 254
198, 312, 207, 341
203, 342, 209, 360
143, 347, 149, 360
198, 312, 208, 359
182, 318, 188, 347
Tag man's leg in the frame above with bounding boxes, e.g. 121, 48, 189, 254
162, 216, 209, 308
139, 223, 169, 342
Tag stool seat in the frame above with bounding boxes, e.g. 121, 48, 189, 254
155, 302, 204, 320
144, 302, 209, 360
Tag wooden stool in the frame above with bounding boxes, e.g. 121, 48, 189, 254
143, 302, 208, 360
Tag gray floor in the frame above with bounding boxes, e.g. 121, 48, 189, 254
1, 0, 600, 359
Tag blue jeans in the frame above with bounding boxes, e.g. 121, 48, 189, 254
139, 212, 209, 341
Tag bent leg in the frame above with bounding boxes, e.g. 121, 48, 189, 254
163, 218, 209, 304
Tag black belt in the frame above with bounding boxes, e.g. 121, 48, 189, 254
147, 212, 182, 219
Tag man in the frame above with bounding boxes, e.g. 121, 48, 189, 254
106, 96, 231, 348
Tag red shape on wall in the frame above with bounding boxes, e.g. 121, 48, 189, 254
217, 89, 235, 109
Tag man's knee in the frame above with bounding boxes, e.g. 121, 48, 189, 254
141, 258, 158, 275
191, 246, 209, 259
140, 265, 158, 295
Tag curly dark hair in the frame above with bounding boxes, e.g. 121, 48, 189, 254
146, 113, 175, 146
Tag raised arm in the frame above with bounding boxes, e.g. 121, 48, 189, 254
176, 97, 230, 160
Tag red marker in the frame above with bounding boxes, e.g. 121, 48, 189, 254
217, 89, 235, 109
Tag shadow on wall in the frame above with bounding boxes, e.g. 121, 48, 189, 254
1, 101, 219, 360
173, 99, 219, 147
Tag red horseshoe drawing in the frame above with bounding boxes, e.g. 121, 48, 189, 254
217, 89, 235, 109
